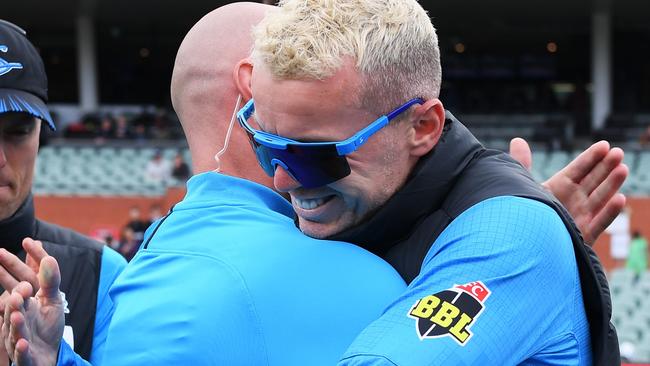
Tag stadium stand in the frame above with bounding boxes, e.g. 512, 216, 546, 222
32, 143, 650, 197
33, 145, 191, 196
609, 269, 650, 362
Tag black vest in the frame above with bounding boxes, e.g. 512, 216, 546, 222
0, 194, 102, 361
332, 112, 619, 366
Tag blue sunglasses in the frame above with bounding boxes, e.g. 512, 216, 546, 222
237, 98, 424, 188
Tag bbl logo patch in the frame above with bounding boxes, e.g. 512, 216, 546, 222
407, 281, 490, 346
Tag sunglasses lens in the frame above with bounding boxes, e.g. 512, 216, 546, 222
242, 132, 274, 176
245, 137, 350, 188
239, 113, 351, 187
277, 144, 351, 188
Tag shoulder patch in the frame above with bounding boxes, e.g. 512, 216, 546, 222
407, 281, 490, 346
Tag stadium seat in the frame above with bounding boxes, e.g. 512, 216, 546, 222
30, 145, 186, 196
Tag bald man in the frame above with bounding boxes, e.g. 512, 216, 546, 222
15, 3, 402, 366
1, 2, 627, 366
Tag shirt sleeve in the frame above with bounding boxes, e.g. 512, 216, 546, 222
339, 196, 588, 365
90, 247, 127, 365
57, 340, 91, 366
56, 247, 126, 366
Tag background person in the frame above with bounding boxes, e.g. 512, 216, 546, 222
0, 19, 126, 365
627, 231, 648, 282
143, 150, 171, 184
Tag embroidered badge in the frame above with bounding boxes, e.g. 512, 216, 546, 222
0, 45, 24, 76
407, 281, 490, 345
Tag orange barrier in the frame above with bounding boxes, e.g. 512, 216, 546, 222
591, 197, 650, 271
34, 187, 186, 240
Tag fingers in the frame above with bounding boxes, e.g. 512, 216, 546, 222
9, 309, 28, 359
509, 137, 532, 171
22, 239, 48, 278
579, 147, 625, 195
37, 257, 61, 304
14, 338, 31, 366
0, 250, 37, 294
585, 193, 627, 245
10, 283, 33, 304
586, 163, 629, 214
0, 320, 8, 365
1, 313, 8, 361
0, 292, 9, 311
559, 141, 611, 183
4, 291, 25, 358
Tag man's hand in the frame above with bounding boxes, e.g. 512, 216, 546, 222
509, 138, 628, 245
0, 238, 49, 301
1, 255, 64, 366
0, 238, 51, 365
0, 239, 48, 300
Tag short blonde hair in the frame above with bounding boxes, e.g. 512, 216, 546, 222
252, 0, 442, 114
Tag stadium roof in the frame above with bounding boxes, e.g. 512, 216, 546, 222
4, 0, 650, 37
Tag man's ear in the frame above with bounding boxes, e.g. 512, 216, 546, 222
408, 98, 446, 157
234, 58, 254, 101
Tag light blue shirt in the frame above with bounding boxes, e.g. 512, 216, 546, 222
339, 196, 591, 365
59, 172, 406, 365
57, 246, 126, 365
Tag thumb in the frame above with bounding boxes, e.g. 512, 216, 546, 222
37, 256, 61, 303
509, 137, 532, 171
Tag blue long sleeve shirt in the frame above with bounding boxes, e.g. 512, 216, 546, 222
58, 172, 406, 365
58, 246, 126, 365
339, 196, 592, 365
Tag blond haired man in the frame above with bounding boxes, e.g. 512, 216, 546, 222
232, 0, 620, 364
1, 2, 627, 366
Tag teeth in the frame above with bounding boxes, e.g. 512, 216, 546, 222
294, 197, 326, 210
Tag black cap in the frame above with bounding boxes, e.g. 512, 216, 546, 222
0, 19, 55, 130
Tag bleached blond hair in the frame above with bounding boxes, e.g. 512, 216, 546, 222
251, 0, 442, 114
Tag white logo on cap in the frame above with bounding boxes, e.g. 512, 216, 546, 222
0, 45, 23, 76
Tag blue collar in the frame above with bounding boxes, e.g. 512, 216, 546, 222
179, 172, 295, 220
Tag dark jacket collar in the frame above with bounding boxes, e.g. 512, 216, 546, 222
0, 194, 35, 255
330, 112, 484, 254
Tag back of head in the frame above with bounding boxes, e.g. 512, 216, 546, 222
251, 0, 441, 114
171, 2, 272, 182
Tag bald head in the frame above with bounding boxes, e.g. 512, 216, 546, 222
171, 2, 272, 183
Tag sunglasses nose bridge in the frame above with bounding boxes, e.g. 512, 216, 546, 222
271, 158, 302, 190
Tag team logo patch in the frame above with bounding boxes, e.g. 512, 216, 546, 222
407, 281, 490, 346
0, 45, 24, 77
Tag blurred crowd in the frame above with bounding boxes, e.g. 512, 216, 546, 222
59, 109, 185, 143
101, 205, 164, 261
145, 149, 191, 185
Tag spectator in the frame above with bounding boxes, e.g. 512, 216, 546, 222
94, 116, 115, 144
626, 231, 648, 282
116, 226, 139, 262
606, 207, 631, 268
114, 115, 132, 139
125, 206, 149, 244
144, 150, 172, 184
640, 125, 650, 147
147, 203, 163, 227
171, 152, 191, 182
133, 124, 148, 144
151, 109, 172, 140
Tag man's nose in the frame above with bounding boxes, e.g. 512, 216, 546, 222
273, 165, 301, 193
